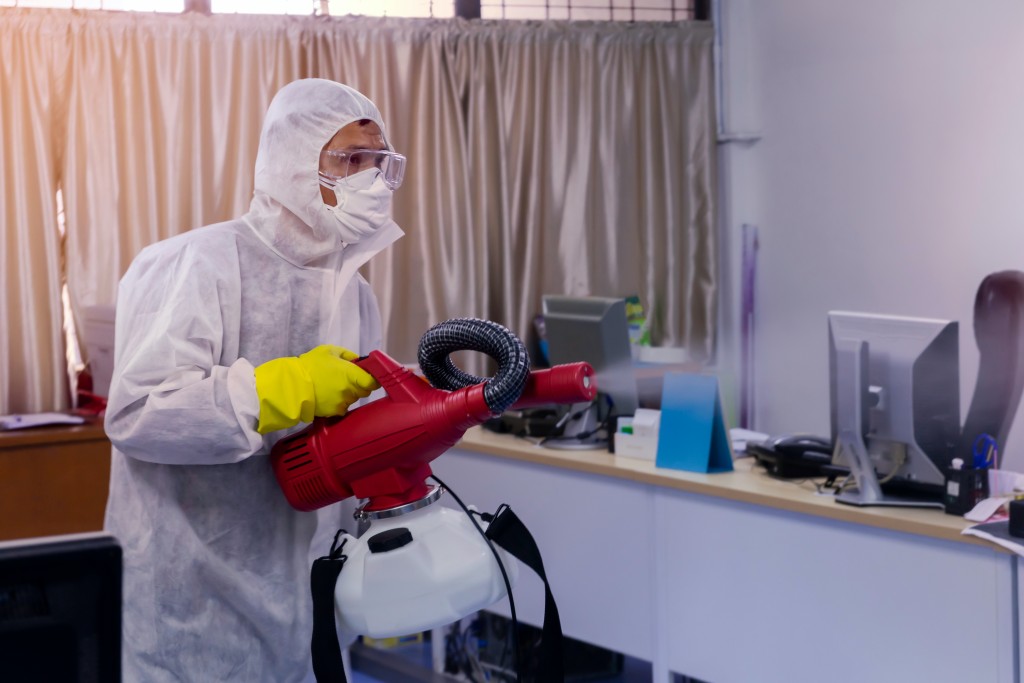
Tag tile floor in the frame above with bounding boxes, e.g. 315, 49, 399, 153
352, 666, 653, 683
351, 641, 653, 683
352, 669, 388, 683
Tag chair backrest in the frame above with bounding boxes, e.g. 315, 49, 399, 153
959, 270, 1024, 468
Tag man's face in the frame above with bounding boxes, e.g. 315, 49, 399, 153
319, 119, 386, 206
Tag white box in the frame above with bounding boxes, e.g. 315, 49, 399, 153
615, 432, 658, 461
81, 305, 116, 397
631, 409, 661, 438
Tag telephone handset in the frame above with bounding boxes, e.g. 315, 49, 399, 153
769, 433, 833, 457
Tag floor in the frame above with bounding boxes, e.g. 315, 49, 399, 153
352, 647, 655, 683
352, 669, 388, 683
350, 626, 655, 683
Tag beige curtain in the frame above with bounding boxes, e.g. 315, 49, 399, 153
451, 20, 717, 362
60, 11, 308, 327
0, 12, 69, 414
0, 10, 715, 413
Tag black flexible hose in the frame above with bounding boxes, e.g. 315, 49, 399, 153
417, 318, 531, 414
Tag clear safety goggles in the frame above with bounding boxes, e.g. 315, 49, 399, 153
318, 148, 407, 191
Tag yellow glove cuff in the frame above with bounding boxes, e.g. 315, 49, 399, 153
254, 357, 315, 435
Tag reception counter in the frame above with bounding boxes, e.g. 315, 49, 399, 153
431, 427, 1016, 683
2, 419, 1010, 681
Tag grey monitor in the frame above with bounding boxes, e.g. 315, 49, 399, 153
542, 296, 639, 447
828, 311, 960, 508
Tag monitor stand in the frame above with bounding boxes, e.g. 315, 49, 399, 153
832, 339, 944, 509
541, 401, 608, 450
833, 433, 943, 509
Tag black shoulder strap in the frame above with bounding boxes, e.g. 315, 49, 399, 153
311, 531, 349, 683
485, 505, 565, 683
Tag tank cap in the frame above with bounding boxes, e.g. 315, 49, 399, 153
368, 527, 413, 553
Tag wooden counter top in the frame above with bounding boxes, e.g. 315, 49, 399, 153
0, 418, 111, 540
0, 419, 108, 448
455, 427, 997, 550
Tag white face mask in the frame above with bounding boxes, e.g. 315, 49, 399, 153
324, 169, 394, 244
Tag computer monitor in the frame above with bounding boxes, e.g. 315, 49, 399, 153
0, 533, 122, 683
828, 311, 960, 508
542, 295, 639, 448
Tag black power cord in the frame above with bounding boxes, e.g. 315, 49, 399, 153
539, 394, 615, 446
429, 474, 522, 683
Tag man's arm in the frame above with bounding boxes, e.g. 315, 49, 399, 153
104, 238, 264, 465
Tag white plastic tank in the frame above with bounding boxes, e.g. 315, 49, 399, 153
334, 502, 518, 638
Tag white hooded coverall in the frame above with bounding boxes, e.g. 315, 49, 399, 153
104, 79, 403, 682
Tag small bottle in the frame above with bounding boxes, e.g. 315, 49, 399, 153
944, 458, 968, 516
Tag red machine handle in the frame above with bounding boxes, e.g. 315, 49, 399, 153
353, 352, 406, 387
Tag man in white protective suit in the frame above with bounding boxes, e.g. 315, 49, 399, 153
103, 78, 407, 682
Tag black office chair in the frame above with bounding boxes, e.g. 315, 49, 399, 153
959, 270, 1024, 469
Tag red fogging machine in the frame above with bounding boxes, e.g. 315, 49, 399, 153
270, 319, 596, 644
270, 318, 597, 515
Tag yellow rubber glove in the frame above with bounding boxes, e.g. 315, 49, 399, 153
254, 345, 380, 434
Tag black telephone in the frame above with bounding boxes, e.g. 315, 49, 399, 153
750, 434, 843, 478
770, 434, 833, 458
483, 407, 563, 438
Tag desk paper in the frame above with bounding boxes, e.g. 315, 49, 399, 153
0, 413, 86, 430
963, 520, 1024, 557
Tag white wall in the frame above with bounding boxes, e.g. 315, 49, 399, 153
718, 0, 1024, 468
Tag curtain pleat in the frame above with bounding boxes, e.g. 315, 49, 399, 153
455, 21, 718, 361
61, 12, 308, 326
0, 11, 69, 413
0, 10, 716, 413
